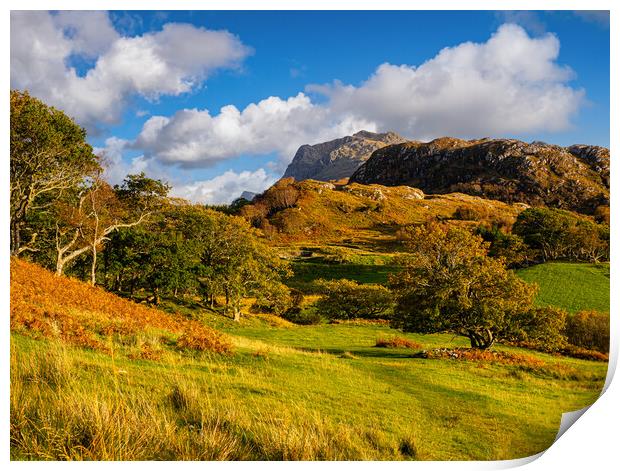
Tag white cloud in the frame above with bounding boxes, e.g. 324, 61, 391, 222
318, 23, 582, 139
10, 11, 252, 130
135, 93, 375, 167
52, 10, 120, 57
135, 24, 584, 169
169, 169, 278, 205
94, 137, 149, 185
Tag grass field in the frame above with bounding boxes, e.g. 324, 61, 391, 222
516, 263, 610, 313
289, 261, 397, 292
10, 258, 610, 460
11, 323, 606, 461
289, 260, 610, 314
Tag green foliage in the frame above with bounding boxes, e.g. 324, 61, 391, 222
513, 207, 609, 263
10, 90, 100, 255
104, 205, 291, 316
315, 279, 393, 320
504, 307, 568, 353
565, 311, 610, 353
251, 282, 293, 315
476, 225, 531, 267
281, 306, 323, 325
390, 222, 537, 349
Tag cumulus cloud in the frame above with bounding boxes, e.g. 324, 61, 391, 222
169, 169, 278, 205
136, 24, 584, 169
318, 24, 582, 139
11, 11, 252, 130
135, 93, 375, 167
94, 137, 150, 185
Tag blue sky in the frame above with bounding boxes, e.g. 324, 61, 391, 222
11, 10, 610, 203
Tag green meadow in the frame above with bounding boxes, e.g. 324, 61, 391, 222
10, 260, 609, 460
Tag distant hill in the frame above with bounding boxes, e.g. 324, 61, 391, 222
240, 178, 525, 246
283, 130, 406, 182
349, 137, 609, 215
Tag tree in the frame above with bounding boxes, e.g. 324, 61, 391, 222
314, 279, 393, 320
513, 207, 609, 263
565, 310, 610, 353
53, 173, 169, 280
189, 208, 291, 321
109, 204, 291, 317
390, 222, 537, 349
10, 90, 100, 255
476, 225, 531, 267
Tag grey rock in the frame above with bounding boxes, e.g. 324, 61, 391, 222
283, 130, 406, 182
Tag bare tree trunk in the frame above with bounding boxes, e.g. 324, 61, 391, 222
90, 196, 100, 286
90, 247, 97, 285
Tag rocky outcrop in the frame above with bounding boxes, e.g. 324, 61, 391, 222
283, 130, 406, 182
350, 137, 609, 214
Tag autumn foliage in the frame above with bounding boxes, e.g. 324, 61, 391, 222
10, 258, 231, 354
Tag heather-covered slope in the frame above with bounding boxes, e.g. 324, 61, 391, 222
240, 178, 525, 246
350, 137, 609, 214
283, 130, 406, 182
10, 257, 231, 355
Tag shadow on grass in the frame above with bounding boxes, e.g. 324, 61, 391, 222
296, 346, 417, 359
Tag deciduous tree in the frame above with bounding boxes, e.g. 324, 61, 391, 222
390, 222, 537, 349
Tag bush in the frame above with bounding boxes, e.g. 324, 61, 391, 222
314, 279, 393, 320
281, 307, 323, 325
565, 310, 609, 353
560, 345, 609, 362
251, 282, 292, 315
176, 327, 232, 354
453, 205, 485, 221
375, 336, 421, 349
504, 306, 568, 353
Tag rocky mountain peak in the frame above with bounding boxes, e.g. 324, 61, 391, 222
282, 130, 407, 182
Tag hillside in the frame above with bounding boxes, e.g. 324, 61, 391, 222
283, 130, 406, 182
10, 257, 231, 356
240, 178, 526, 246
350, 137, 609, 215
516, 262, 610, 313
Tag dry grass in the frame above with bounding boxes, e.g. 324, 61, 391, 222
10, 342, 398, 460
375, 335, 422, 349
253, 313, 296, 328
10, 258, 231, 355
416, 348, 547, 368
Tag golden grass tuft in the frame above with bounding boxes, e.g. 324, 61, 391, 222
375, 336, 422, 350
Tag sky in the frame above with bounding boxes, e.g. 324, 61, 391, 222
10, 10, 610, 204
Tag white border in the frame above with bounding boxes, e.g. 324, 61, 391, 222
2, 1, 616, 470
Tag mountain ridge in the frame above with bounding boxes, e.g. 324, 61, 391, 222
349, 137, 609, 215
283, 130, 407, 182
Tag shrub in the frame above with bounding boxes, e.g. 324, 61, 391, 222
281, 307, 323, 325
251, 282, 292, 315
565, 310, 609, 353
375, 336, 421, 349
314, 279, 393, 320
504, 306, 568, 353
176, 327, 232, 354
560, 345, 609, 362
453, 205, 484, 221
